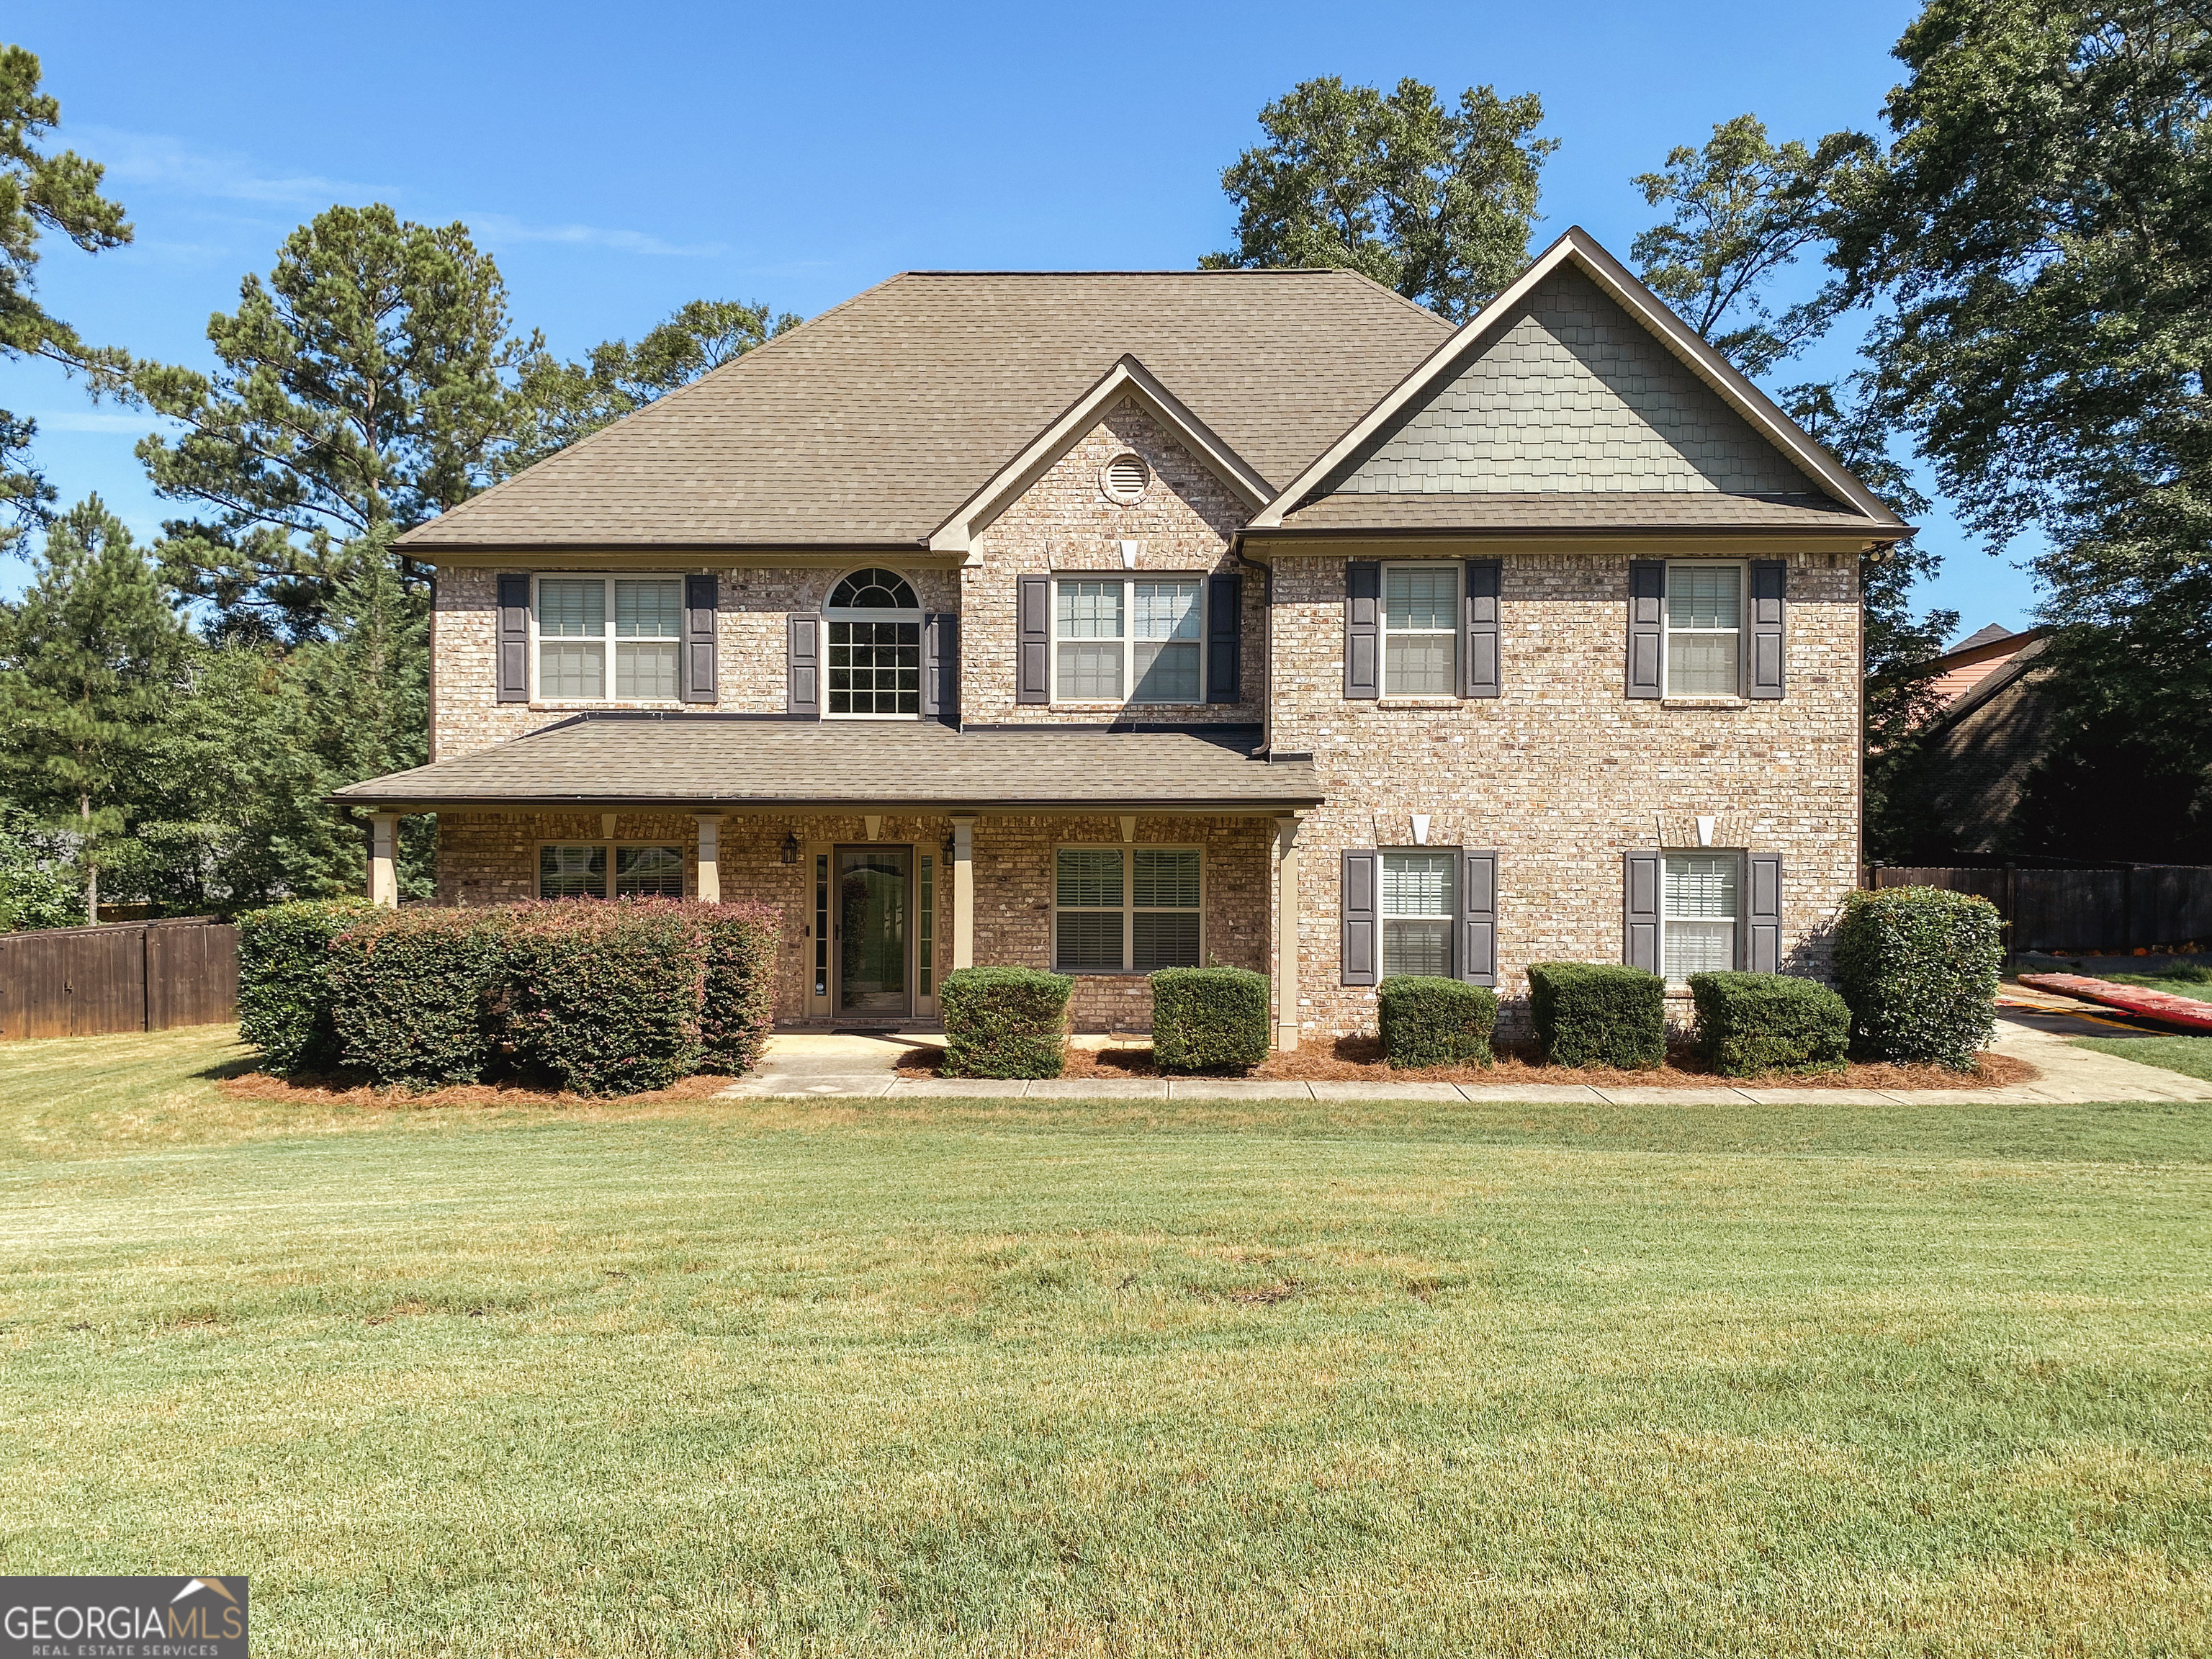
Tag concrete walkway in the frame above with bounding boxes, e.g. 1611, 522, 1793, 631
717, 1010, 2212, 1105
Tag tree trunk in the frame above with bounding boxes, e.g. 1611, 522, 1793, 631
80, 792, 96, 926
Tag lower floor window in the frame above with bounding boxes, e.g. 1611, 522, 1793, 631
1054, 845, 1202, 971
539, 843, 685, 900
1663, 853, 1738, 976
1382, 851, 1455, 976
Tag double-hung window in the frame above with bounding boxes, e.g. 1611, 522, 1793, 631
1664, 563, 1743, 696
1383, 564, 1458, 696
1053, 845, 1202, 971
536, 577, 682, 700
1662, 852, 1738, 976
539, 842, 685, 900
1381, 851, 1455, 976
1053, 577, 1203, 703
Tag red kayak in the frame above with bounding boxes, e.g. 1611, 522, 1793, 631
2018, 973, 2212, 1033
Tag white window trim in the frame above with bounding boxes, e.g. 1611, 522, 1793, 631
823, 567, 925, 721
1049, 842, 1205, 974
1049, 573, 1210, 707
1660, 848, 1743, 981
1660, 559, 1748, 700
1380, 561, 1461, 700
528, 573, 687, 707
535, 839, 689, 901
1378, 845, 1459, 979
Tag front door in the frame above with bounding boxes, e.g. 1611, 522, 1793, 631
837, 846, 910, 1015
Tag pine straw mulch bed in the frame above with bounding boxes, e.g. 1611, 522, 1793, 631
217, 1069, 737, 1110
896, 1034, 2038, 1092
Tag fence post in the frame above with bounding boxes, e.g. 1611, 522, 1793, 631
2123, 864, 2136, 951
2004, 862, 2018, 942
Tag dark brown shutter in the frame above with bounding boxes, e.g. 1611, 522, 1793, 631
1624, 851, 1662, 971
1344, 560, 1380, 698
924, 612, 958, 726
1341, 850, 1379, 986
496, 574, 530, 703
786, 615, 819, 718
1749, 560, 1786, 700
1460, 849, 1497, 986
1017, 575, 1050, 704
1462, 559, 1501, 698
681, 573, 718, 703
1206, 573, 1241, 703
1627, 561, 1664, 699
1747, 853, 1782, 971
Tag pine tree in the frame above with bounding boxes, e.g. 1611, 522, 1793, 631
0, 496, 189, 920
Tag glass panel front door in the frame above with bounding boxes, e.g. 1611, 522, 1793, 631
837, 848, 909, 1013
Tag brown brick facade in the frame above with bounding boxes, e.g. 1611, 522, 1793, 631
1265, 547, 1862, 1039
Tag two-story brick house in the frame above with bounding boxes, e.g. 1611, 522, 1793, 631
336, 228, 1905, 1046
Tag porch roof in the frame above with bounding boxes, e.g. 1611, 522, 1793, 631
333, 715, 1322, 814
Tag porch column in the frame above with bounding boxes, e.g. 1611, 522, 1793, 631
369, 812, 399, 908
950, 815, 976, 969
1274, 814, 1302, 1051
695, 813, 722, 903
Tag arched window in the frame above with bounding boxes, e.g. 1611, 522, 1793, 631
825, 567, 921, 716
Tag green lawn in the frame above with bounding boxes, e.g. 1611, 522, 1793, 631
2074, 1033, 2212, 1084
2, 1028, 2208, 1656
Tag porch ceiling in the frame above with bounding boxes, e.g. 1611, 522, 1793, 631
333, 715, 1321, 814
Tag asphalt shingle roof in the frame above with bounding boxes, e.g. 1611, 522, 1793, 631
333, 716, 1321, 811
399, 271, 1451, 551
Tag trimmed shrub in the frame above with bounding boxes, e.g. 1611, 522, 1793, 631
941, 966, 1071, 1079
1379, 976, 1497, 1069
694, 902, 782, 1074
328, 907, 515, 1091
1834, 886, 2001, 1069
237, 897, 374, 1073
1688, 971, 1849, 1077
1529, 961, 1665, 1070
1151, 966, 1270, 1072
505, 900, 709, 1096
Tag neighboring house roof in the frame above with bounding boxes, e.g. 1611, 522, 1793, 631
1911, 634, 2056, 853
1925, 623, 2045, 708
398, 271, 1449, 552
335, 716, 1322, 812
1248, 228, 1907, 539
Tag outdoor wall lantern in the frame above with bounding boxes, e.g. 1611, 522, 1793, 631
781, 833, 800, 865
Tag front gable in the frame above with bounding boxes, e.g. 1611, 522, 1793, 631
1332, 265, 1813, 498
1251, 227, 1906, 535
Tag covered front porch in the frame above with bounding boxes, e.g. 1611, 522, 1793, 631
339, 716, 1321, 1045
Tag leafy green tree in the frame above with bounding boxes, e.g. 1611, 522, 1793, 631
1632, 115, 1872, 380
116, 204, 534, 639
0, 497, 190, 922
1825, 0, 2212, 858
1202, 76, 1557, 320
499, 298, 799, 478
0, 801, 79, 930
0, 45, 130, 553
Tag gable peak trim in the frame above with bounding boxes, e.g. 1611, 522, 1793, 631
1246, 226, 1906, 532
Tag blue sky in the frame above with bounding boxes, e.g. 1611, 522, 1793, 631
12, 0, 2035, 637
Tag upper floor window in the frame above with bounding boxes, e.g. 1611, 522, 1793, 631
1665, 563, 1743, 696
536, 577, 682, 699
1383, 564, 1457, 696
1054, 576, 1203, 703
826, 567, 920, 717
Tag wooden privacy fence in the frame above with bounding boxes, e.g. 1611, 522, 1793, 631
1868, 866, 2212, 953
0, 917, 239, 1040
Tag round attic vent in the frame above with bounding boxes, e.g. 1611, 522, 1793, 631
1101, 451, 1151, 503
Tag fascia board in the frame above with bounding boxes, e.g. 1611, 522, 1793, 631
926, 354, 1271, 553
1249, 227, 1905, 531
